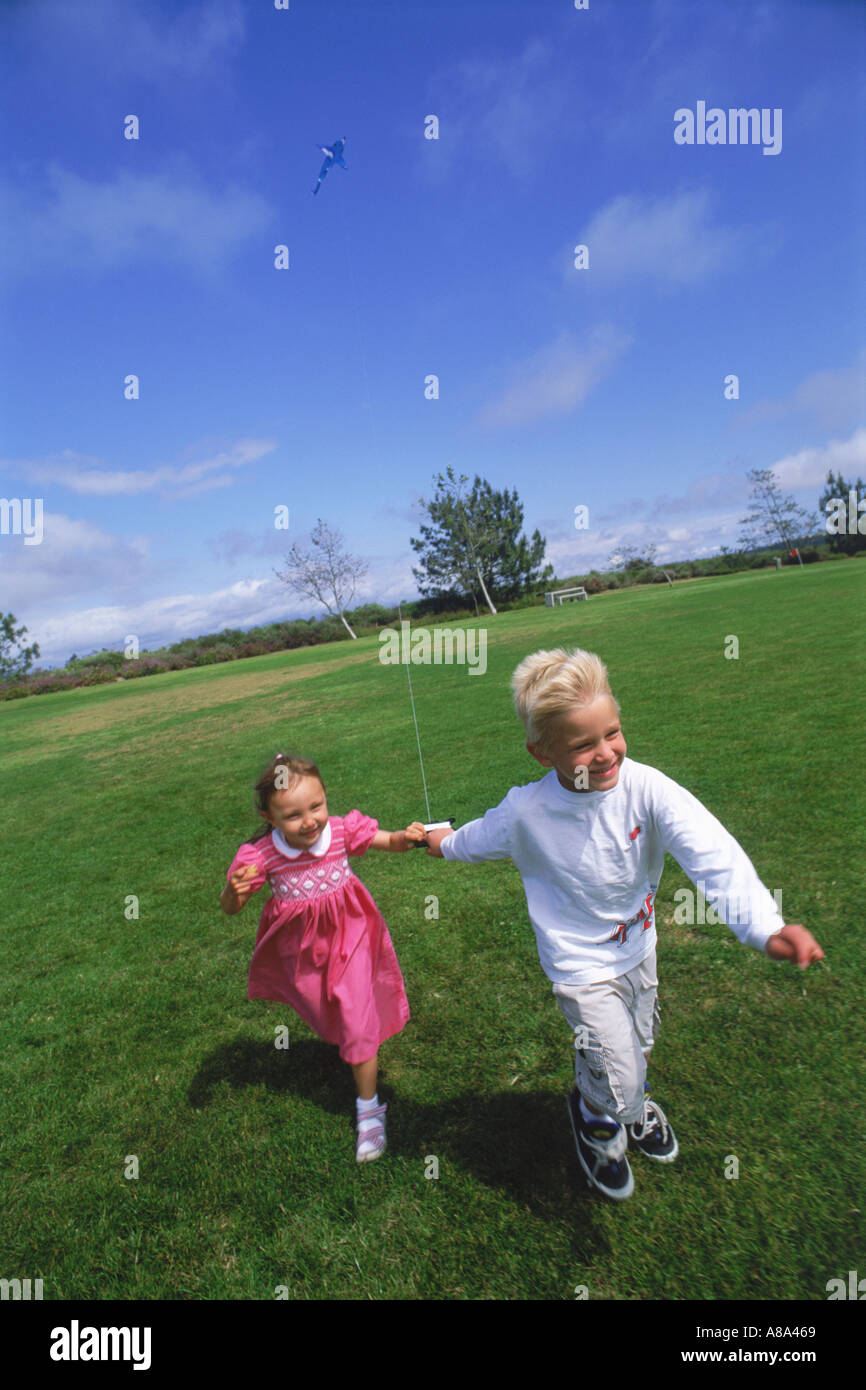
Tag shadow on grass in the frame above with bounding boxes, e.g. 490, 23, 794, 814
188, 1038, 618, 1234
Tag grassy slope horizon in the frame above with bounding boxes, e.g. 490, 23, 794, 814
1, 562, 863, 1300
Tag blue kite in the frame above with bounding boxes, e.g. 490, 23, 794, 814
313, 137, 347, 195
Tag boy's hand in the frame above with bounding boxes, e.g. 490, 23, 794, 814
765, 923, 824, 969
424, 826, 454, 857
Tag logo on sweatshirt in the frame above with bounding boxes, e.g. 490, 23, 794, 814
628, 825, 641, 842
609, 891, 654, 945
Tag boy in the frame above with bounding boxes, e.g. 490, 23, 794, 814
423, 648, 824, 1201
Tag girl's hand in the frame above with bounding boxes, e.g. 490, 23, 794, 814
765, 924, 825, 968
221, 862, 259, 913
383, 823, 428, 852
369, 824, 430, 851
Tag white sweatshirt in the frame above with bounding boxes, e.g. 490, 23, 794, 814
440, 757, 785, 985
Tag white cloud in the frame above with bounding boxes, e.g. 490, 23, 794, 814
30, 577, 273, 666
0, 511, 151, 611
422, 38, 570, 180
0, 161, 272, 280
6, 0, 246, 83
735, 351, 866, 431
770, 428, 866, 490
20, 551, 425, 668
9, 439, 278, 498
573, 189, 748, 285
645, 468, 748, 522
476, 325, 632, 429
545, 506, 750, 576
209, 527, 291, 565
542, 429, 866, 576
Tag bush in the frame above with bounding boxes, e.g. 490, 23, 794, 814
77, 664, 117, 687
189, 629, 246, 650
345, 603, 399, 629
579, 571, 607, 595
501, 592, 545, 611
67, 648, 126, 671
10, 672, 80, 697
122, 658, 170, 679
190, 648, 220, 667
405, 592, 476, 621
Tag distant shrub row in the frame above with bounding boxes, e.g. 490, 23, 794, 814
0, 615, 352, 700
1, 546, 856, 701
556, 544, 848, 597
0, 603, 467, 701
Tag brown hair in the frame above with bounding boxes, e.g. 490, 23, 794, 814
246, 753, 324, 843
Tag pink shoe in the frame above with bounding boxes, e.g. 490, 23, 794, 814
355, 1101, 387, 1162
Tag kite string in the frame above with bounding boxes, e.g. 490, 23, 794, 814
336, 190, 432, 821
399, 604, 432, 824
338, 191, 381, 467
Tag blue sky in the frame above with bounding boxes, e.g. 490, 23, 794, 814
1, 0, 864, 668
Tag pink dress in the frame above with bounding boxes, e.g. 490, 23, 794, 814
226, 811, 410, 1064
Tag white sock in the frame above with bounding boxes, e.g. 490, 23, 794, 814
357, 1094, 380, 1129
580, 1097, 617, 1127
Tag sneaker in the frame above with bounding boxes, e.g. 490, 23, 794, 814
355, 1101, 387, 1163
628, 1085, 678, 1162
567, 1090, 634, 1201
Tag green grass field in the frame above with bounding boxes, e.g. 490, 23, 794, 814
1, 562, 864, 1301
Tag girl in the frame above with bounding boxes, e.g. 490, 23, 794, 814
221, 752, 426, 1162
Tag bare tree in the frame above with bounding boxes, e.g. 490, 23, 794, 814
738, 468, 818, 565
607, 543, 658, 581
275, 518, 367, 639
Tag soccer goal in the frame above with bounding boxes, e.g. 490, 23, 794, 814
544, 587, 589, 606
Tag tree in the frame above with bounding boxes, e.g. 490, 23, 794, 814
410, 467, 552, 613
0, 613, 40, 681
275, 519, 367, 639
738, 468, 819, 564
607, 543, 658, 582
819, 469, 866, 555
718, 544, 746, 571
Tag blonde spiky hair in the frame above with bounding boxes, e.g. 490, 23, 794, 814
511, 648, 619, 751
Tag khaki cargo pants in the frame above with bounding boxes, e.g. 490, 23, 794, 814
552, 950, 660, 1126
